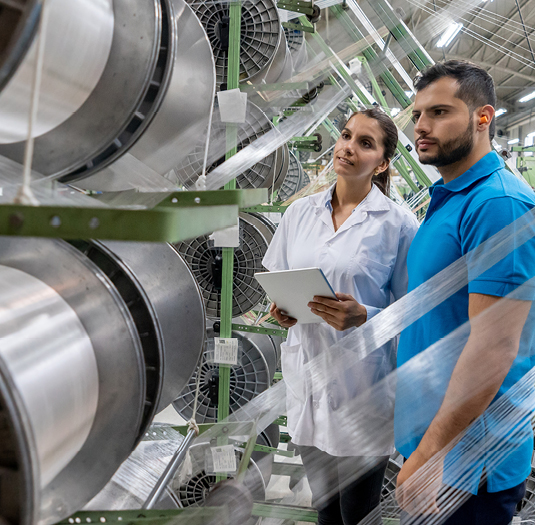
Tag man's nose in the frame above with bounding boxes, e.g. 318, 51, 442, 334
414, 114, 431, 136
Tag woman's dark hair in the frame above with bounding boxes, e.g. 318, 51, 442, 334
344, 107, 398, 196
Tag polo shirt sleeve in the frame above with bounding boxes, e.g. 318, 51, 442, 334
461, 196, 535, 299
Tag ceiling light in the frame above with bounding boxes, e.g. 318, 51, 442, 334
436, 23, 463, 48
527, 131, 535, 138
495, 108, 507, 118
391, 108, 401, 117
508, 138, 519, 144
519, 91, 535, 103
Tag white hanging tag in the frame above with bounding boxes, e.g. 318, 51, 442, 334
214, 337, 239, 365
217, 89, 247, 123
209, 221, 239, 247
211, 445, 237, 473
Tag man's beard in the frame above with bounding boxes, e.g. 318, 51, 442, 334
418, 120, 474, 167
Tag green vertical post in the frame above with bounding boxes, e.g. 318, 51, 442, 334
217, 1, 241, 482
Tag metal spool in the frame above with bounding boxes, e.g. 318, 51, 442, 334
380, 452, 403, 520
520, 465, 535, 516
171, 444, 265, 525
0, 0, 40, 91
186, 0, 284, 89
71, 240, 206, 415
277, 149, 304, 202
175, 212, 275, 319
173, 101, 283, 191
0, 0, 215, 192
0, 238, 146, 525
272, 142, 290, 192
299, 167, 311, 190
0, 0, 114, 143
173, 325, 278, 423
251, 423, 280, 485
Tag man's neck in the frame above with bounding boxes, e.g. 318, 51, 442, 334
439, 144, 493, 184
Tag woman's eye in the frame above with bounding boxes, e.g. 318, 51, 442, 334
362, 141, 371, 148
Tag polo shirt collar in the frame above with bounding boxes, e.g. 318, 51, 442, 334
429, 151, 504, 196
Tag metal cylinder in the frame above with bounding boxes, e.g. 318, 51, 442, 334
0, 0, 216, 191
0, 0, 114, 143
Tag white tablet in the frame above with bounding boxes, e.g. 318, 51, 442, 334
255, 268, 338, 324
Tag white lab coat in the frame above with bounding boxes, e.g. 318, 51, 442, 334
262, 184, 419, 456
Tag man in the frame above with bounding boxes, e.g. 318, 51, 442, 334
395, 59, 535, 524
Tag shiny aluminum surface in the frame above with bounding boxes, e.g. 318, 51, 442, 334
0, 0, 114, 143
93, 241, 206, 412
76, 0, 216, 191
0, 0, 40, 91
0, 238, 146, 525
0, 327, 40, 525
0, 265, 99, 488
0, 0, 162, 178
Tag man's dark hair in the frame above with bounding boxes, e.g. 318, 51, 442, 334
414, 60, 497, 140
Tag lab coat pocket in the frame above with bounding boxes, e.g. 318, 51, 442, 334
328, 350, 391, 412
280, 343, 306, 403
349, 256, 391, 290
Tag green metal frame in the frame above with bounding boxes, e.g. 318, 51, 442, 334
277, 0, 315, 15
231, 323, 288, 338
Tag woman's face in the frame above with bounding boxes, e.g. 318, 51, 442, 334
333, 114, 388, 182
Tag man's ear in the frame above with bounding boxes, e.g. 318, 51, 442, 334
477, 105, 495, 129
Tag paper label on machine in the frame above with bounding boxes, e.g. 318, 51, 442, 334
211, 445, 237, 473
214, 337, 239, 365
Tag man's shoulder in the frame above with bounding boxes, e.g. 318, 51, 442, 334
468, 167, 535, 212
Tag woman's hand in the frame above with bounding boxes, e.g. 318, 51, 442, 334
270, 302, 298, 328
308, 292, 367, 331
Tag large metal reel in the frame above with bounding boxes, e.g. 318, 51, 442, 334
71, 240, 206, 413
0, 238, 146, 525
173, 101, 284, 191
186, 0, 285, 89
175, 213, 275, 319
0, 0, 40, 91
0, 0, 215, 191
380, 452, 403, 520
171, 444, 265, 525
277, 149, 304, 202
173, 325, 278, 423
0, 0, 114, 143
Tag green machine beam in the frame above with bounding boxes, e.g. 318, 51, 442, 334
329, 4, 412, 108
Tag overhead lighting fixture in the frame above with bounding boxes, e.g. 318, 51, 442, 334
391, 108, 401, 117
436, 23, 463, 48
519, 91, 535, 103
508, 138, 519, 144
495, 108, 507, 118
527, 131, 535, 138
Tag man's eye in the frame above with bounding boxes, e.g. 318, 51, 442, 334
342, 133, 350, 139
412, 115, 419, 123
435, 109, 444, 116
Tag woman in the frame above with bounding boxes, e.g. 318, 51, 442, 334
262, 108, 420, 525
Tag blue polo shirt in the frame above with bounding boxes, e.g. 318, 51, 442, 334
395, 151, 535, 494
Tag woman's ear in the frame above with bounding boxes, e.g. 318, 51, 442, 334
375, 159, 389, 174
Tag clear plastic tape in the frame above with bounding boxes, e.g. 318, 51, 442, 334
205, 84, 350, 190
85, 426, 185, 510
174, 206, 535, 520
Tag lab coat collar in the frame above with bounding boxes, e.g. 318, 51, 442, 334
310, 183, 391, 213
311, 183, 390, 233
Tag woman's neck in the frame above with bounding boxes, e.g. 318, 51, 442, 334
332, 176, 372, 209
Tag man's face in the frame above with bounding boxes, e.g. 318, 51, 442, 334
412, 77, 475, 167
